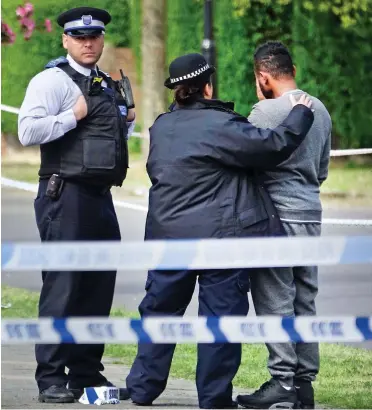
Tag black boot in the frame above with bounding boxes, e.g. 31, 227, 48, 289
38, 384, 75, 403
295, 380, 314, 409
236, 378, 297, 409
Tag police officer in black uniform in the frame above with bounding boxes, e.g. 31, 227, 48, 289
123, 53, 314, 408
18, 7, 135, 403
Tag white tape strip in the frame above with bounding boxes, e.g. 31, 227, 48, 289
1, 104, 143, 137
1, 104, 20, 114
330, 148, 372, 156
322, 218, 372, 226
2, 235, 372, 271
2, 177, 371, 226
0, 177, 148, 212
2, 103, 372, 149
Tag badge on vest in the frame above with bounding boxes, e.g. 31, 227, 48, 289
118, 105, 128, 116
88, 77, 103, 96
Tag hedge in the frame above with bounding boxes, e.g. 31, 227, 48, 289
292, 1, 372, 148
3, 0, 372, 148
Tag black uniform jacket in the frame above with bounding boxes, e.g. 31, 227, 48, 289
144, 99, 314, 240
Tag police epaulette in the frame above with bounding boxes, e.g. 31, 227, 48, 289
45, 56, 69, 69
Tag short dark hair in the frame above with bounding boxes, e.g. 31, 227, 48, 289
174, 76, 211, 106
254, 41, 294, 79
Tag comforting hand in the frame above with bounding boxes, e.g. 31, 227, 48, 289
290, 94, 313, 110
127, 108, 135, 122
73, 95, 88, 121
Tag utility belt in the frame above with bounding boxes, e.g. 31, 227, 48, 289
41, 174, 112, 200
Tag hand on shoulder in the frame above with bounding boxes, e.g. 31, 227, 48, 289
289, 94, 313, 111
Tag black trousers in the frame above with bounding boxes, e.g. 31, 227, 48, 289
34, 179, 121, 391
126, 268, 250, 409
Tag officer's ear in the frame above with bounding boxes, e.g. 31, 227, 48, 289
204, 82, 213, 100
62, 34, 68, 50
293, 65, 297, 78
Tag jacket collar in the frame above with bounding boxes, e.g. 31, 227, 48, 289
169, 98, 236, 112
67, 54, 98, 76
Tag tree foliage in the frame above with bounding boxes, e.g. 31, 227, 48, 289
232, 0, 371, 27
292, 1, 372, 147
3, 0, 372, 148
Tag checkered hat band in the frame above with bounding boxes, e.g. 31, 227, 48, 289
170, 64, 211, 84
64, 19, 105, 30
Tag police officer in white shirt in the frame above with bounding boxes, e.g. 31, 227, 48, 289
18, 7, 134, 404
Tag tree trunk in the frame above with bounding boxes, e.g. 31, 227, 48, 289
141, 0, 166, 159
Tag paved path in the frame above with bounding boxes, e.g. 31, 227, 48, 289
2, 344, 248, 409
2, 187, 368, 408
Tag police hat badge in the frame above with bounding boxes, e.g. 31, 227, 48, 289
82, 15, 92, 25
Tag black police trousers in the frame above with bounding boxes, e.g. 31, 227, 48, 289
126, 268, 250, 409
34, 179, 120, 392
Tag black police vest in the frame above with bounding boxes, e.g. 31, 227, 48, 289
39, 59, 128, 187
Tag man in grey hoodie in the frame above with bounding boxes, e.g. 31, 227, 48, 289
237, 41, 332, 410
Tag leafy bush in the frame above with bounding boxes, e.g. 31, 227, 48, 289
3, 0, 372, 148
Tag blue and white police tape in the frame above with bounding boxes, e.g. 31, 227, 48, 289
2, 316, 372, 344
2, 235, 372, 271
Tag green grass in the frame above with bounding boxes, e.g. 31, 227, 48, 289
2, 160, 371, 199
322, 164, 372, 197
2, 285, 372, 408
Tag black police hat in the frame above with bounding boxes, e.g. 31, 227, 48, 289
164, 53, 215, 89
57, 7, 111, 37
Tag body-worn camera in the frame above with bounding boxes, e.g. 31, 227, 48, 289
46, 174, 64, 200
88, 76, 103, 96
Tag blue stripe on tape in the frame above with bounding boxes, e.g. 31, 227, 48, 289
1, 243, 14, 268
281, 317, 303, 343
86, 387, 99, 404
130, 319, 152, 343
206, 317, 228, 343
155, 239, 198, 270
356, 317, 372, 340
340, 236, 372, 264
53, 319, 76, 343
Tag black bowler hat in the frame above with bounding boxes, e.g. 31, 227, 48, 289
57, 7, 111, 37
164, 53, 215, 89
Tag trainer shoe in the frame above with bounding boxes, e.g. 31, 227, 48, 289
236, 378, 297, 409
295, 380, 314, 409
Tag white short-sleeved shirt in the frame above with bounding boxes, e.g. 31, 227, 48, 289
18, 54, 135, 146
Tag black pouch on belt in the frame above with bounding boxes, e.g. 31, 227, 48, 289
46, 174, 64, 200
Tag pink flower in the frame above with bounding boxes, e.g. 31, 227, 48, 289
24, 2, 34, 14
45, 18, 52, 32
16, 6, 27, 18
16, 3, 33, 19
21, 16, 35, 31
24, 29, 33, 40
1, 20, 16, 44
